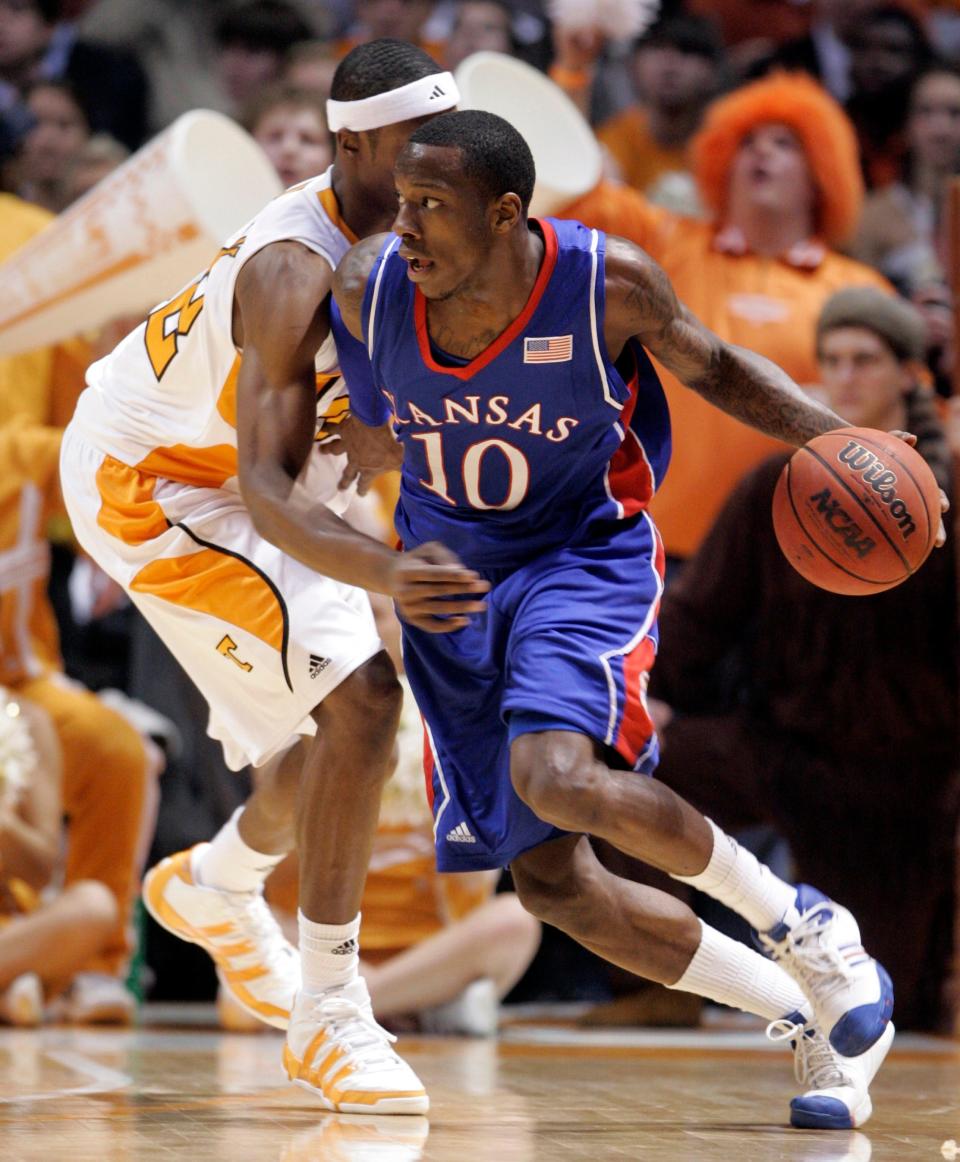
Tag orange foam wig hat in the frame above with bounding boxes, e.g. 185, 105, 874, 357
691, 72, 864, 247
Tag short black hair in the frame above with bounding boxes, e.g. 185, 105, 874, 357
407, 110, 535, 212
634, 14, 724, 63
215, 1, 313, 53
330, 38, 441, 102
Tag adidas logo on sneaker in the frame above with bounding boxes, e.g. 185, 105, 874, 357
309, 654, 330, 679
331, 938, 358, 956
445, 821, 476, 844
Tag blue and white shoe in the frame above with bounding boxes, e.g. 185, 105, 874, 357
768, 1014, 895, 1129
759, 885, 893, 1056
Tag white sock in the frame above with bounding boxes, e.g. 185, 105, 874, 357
673, 819, 798, 932
195, 808, 286, 893
299, 911, 360, 993
668, 920, 809, 1021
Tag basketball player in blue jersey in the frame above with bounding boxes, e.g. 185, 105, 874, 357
328, 109, 898, 1128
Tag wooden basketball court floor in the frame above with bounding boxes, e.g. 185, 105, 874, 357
0, 1009, 957, 1161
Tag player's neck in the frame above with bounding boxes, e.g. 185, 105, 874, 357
331, 169, 396, 240
424, 228, 544, 360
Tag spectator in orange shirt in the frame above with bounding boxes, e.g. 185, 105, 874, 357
559, 72, 890, 562
549, 15, 725, 215
594, 16, 726, 214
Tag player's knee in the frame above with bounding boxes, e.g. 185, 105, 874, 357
64, 880, 118, 932
323, 651, 402, 745
510, 732, 595, 830
510, 858, 588, 933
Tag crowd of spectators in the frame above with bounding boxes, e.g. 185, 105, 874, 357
1, 0, 959, 1035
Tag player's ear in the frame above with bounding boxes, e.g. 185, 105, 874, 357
492, 193, 522, 234
336, 129, 361, 158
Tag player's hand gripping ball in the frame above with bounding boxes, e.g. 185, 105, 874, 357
772, 427, 941, 595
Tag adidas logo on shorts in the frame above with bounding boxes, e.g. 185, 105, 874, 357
309, 654, 330, 679
445, 821, 476, 844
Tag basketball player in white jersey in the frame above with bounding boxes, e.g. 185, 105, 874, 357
59, 39, 489, 1114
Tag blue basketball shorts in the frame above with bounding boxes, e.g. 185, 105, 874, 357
401, 511, 666, 871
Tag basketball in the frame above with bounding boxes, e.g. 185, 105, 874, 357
772, 426, 941, 595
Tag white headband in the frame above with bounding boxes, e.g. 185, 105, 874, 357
326, 72, 459, 133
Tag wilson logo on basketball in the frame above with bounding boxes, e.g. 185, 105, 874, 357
836, 441, 918, 540
808, 488, 877, 559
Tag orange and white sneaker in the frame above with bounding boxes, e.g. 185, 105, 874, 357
0, 973, 43, 1027
284, 977, 429, 1115
143, 844, 298, 1030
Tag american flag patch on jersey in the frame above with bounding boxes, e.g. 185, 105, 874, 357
523, 335, 573, 363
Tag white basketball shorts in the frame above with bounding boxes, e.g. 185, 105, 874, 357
60, 424, 383, 771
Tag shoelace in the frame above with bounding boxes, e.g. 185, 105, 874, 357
766, 1018, 849, 1090
314, 992, 400, 1071
221, 891, 297, 975
767, 907, 854, 1000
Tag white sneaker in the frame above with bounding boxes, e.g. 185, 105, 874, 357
284, 977, 429, 1114
143, 844, 298, 1030
56, 972, 135, 1025
0, 973, 43, 1027
419, 978, 498, 1037
767, 1015, 895, 1129
759, 885, 893, 1056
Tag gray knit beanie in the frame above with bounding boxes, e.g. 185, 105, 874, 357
816, 287, 926, 364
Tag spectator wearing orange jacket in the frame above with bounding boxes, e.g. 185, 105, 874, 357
560, 73, 890, 561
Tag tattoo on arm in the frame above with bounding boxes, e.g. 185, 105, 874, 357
691, 344, 844, 445
618, 249, 846, 447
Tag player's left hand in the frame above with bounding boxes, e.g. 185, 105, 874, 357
319, 415, 402, 494
889, 428, 949, 547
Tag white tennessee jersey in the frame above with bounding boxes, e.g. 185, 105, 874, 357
72, 167, 356, 506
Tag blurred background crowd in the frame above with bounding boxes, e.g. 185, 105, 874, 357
1, 0, 960, 1040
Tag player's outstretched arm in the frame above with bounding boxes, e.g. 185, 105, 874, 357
603, 236, 848, 448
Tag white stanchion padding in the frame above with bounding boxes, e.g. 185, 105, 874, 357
0, 109, 282, 356
453, 52, 601, 218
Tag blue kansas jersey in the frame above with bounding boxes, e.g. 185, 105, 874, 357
358, 217, 671, 569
